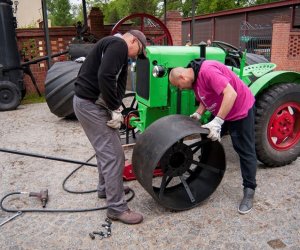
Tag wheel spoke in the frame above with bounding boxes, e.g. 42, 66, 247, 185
141, 16, 144, 32
179, 176, 195, 203
152, 34, 167, 44
165, 175, 173, 188
130, 97, 136, 109
187, 169, 194, 175
187, 140, 209, 154
159, 174, 173, 199
158, 175, 167, 199
192, 145, 202, 154
188, 139, 209, 149
190, 159, 224, 175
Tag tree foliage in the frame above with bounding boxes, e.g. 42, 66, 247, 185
102, 0, 159, 24
69, 0, 282, 25
162, 0, 281, 17
47, 0, 74, 26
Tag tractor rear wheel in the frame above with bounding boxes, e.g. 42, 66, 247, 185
0, 81, 21, 111
45, 61, 81, 118
255, 83, 300, 167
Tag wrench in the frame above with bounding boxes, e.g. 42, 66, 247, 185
0, 211, 22, 227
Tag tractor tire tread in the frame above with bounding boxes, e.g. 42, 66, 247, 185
255, 83, 300, 167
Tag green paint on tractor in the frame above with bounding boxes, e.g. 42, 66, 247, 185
130, 44, 300, 167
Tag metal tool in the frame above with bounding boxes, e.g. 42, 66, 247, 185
29, 189, 49, 208
0, 211, 22, 227
89, 233, 95, 240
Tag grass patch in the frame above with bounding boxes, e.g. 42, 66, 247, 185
21, 93, 46, 104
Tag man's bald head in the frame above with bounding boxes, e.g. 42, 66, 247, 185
169, 67, 194, 90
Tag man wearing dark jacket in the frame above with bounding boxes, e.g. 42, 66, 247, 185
73, 30, 146, 224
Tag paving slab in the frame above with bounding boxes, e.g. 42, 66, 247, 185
0, 103, 299, 250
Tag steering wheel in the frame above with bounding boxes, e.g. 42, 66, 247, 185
211, 41, 243, 67
211, 41, 243, 59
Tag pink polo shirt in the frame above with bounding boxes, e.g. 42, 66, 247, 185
193, 60, 255, 121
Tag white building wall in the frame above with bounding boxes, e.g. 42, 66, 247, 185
14, 0, 43, 28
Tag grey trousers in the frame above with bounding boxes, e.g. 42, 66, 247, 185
73, 95, 128, 213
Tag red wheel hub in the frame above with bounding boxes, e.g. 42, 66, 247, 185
124, 113, 138, 130
268, 102, 300, 150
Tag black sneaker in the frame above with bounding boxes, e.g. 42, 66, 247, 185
238, 187, 255, 214
98, 186, 131, 199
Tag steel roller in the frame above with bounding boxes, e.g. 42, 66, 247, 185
132, 115, 226, 211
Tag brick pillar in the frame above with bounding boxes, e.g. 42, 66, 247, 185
271, 16, 291, 70
166, 11, 182, 46
88, 7, 105, 39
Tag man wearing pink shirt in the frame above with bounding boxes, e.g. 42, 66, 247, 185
169, 59, 257, 214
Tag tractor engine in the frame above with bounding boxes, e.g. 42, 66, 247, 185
131, 45, 226, 131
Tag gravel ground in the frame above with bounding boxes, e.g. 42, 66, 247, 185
0, 103, 299, 250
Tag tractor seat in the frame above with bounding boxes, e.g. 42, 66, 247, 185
243, 63, 276, 78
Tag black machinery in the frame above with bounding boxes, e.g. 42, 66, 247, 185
0, 0, 24, 111
0, 0, 68, 111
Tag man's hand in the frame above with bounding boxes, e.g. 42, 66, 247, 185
190, 112, 201, 120
201, 117, 224, 142
106, 109, 124, 129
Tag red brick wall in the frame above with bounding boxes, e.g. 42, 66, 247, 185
16, 9, 183, 95
166, 11, 182, 46
17, 27, 76, 94
88, 7, 110, 39
271, 19, 300, 72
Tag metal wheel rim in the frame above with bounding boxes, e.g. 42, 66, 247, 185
120, 93, 138, 133
267, 102, 300, 150
0, 88, 14, 104
111, 13, 173, 45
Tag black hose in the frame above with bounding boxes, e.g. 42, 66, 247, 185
0, 148, 135, 213
0, 148, 97, 167
0, 190, 135, 213
62, 154, 98, 194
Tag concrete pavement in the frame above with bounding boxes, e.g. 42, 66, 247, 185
0, 103, 299, 249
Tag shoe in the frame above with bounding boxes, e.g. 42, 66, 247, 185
98, 186, 131, 199
107, 209, 143, 224
238, 187, 255, 214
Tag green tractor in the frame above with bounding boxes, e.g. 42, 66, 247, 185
130, 43, 300, 211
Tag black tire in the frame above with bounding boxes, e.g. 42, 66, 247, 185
255, 83, 300, 167
45, 61, 81, 117
0, 81, 21, 111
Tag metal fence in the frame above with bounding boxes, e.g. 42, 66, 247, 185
240, 21, 272, 61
